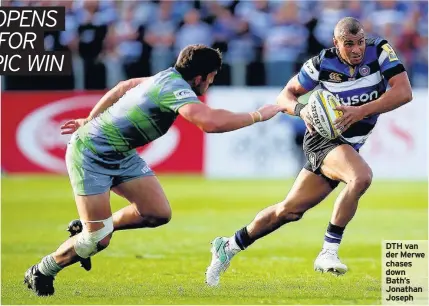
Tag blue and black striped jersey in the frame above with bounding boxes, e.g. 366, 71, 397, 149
297, 37, 405, 149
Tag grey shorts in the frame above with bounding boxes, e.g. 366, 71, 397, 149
66, 134, 154, 196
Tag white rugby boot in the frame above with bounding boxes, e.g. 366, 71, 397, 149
314, 248, 348, 275
205, 237, 238, 286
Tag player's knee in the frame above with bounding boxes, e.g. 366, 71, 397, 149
137, 207, 172, 228
350, 170, 373, 194
151, 208, 172, 227
74, 217, 114, 258
162, 204, 172, 223
148, 213, 171, 227
162, 209, 172, 225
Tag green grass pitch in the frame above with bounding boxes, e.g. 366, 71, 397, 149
1, 175, 427, 304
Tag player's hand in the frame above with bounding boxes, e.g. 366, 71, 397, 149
60, 118, 89, 135
255, 104, 287, 121
333, 105, 365, 132
299, 104, 315, 135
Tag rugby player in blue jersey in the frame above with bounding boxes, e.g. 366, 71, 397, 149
206, 17, 412, 286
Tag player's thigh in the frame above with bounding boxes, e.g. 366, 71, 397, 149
66, 136, 113, 231
320, 144, 372, 184
111, 153, 170, 217
113, 176, 171, 218
66, 134, 114, 196
281, 168, 334, 212
66, 154, 113, 231
75, 193, 113, 231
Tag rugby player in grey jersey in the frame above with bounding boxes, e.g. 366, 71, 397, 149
24, 44, 286, 296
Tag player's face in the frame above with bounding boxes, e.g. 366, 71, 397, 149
193, 71, 217, 95
334, 31, 366, 66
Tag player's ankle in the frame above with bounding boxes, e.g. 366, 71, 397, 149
322, 242, 339, 253
38, 255, 62, 277
323, 222, 345, 252
227, 236, 242, 256
233, 226, 255, 250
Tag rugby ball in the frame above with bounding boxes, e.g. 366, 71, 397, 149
308, 89, 343, 140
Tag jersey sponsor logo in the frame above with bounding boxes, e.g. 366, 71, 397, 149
335, 90, 379, 106
359, 65, 370, 76
173, 89, 196, 100
329, 72, 342, 82
381, 43, 399, 62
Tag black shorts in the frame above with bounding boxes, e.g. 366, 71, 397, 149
302, 131, 358, 189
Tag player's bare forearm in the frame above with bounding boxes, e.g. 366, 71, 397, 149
87, 77, 148, 121
276, 88, 299, 116
207, 103, 287, 133
179, 103, 284, 133
207, 109, 254, 133
179, 103, 255, 133
359, 87, 412, 116
276, 75, 309, 116
359, 72, 413, 117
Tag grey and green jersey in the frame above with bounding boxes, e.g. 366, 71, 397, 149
77, 67, 201, 159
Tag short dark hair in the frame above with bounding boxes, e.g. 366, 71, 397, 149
174, 44, 222, 81
334, 17, 364, 39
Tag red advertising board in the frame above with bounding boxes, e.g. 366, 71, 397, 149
1, 92, 204, 174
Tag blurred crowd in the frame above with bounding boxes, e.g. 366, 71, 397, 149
3, 0, 428, 90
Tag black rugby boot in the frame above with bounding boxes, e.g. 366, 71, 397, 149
24, 265, 55, 296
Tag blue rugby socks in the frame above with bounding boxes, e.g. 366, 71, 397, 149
233, 227, 255, 250
323, 222, 345, 252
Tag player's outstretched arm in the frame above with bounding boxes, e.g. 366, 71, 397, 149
178, 103, 286, 133
60, 77, 148, 135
